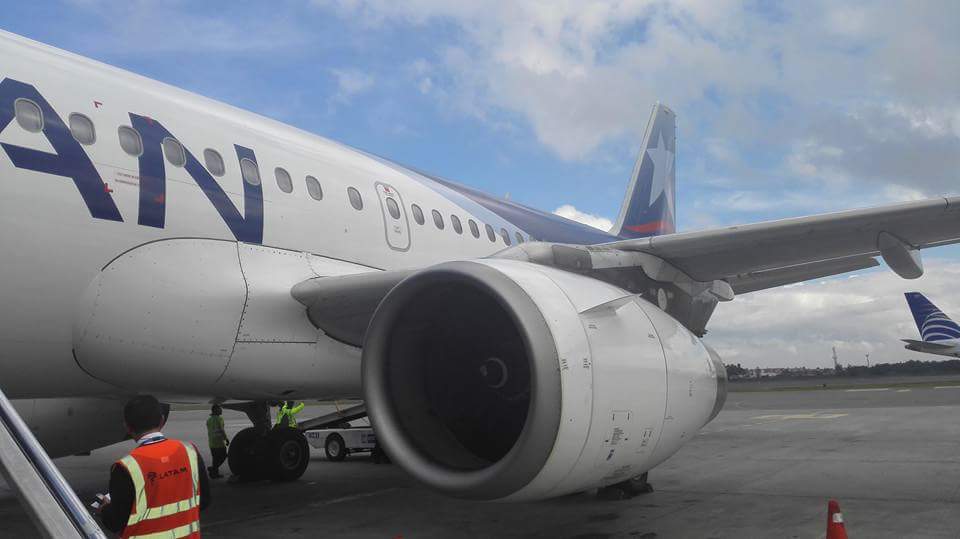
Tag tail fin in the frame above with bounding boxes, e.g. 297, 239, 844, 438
904, 292, 960, 342
611, 103, 676, 239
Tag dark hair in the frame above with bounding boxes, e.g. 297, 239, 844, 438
123, 395, 164, 433
211, 404, 222, 414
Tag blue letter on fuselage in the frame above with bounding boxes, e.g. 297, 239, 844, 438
0, 78, 123, 221
130, 114, 263, 244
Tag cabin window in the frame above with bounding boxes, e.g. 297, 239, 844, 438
468, 219, 480, 238
451, 214, 463, 234
14, 99, 42, 133
204, 149, 225, 177
118, 126, 143, 156
501, 228, 512, 245
68, 113, 95, 145
432, 209, 445, 230
348, 187, 363, 210
240, 158, 261, 186
275, 167, 293, 193
515, 232, 525, 244
411, 204, 425, 225
306, 176, 323, 200
382, 198, 399, 219
485, 223, 496, 242
162, 137, 186, 167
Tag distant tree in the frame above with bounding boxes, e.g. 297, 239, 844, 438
726, 363, 749, 378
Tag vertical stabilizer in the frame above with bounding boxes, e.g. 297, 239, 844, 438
611, 103, 676, 238
904, 292, 960, 342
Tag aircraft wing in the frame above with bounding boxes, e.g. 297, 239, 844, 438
292, 196, 960, 342
603, 196, 960, 287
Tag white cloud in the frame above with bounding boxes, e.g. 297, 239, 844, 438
709, 260, 960, 369
315, 0, 960, 200
553, 204, 613, 231
331, 69, 376, 104
720, 191, 819, 213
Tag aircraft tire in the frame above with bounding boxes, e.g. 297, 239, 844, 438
623, 473, 653, 495
227, 427, 268, 480
267, 427, 310, 482
324, 433, 348, 462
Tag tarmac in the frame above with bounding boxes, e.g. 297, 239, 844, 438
3, 378, 960, 538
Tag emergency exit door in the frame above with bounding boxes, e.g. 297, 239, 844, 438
375, 182, 411, 251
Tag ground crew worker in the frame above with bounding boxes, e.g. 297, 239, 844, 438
98, 395, 211, 538
275, 400, 304, 429
206, 404, 229, 479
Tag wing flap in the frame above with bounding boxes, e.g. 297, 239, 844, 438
729, 256, 880, 294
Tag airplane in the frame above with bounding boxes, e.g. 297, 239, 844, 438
2, 28, 960, 502
902, 292, 960, 358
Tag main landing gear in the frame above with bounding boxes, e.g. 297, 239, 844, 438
225, 402, 310, 482
596, 472, 654, 501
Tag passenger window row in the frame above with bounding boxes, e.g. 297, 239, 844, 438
13, 98, 527, 246
14, 99, 332, 201
409, 203, 524, 246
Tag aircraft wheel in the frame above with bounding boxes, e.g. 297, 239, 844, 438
267, 427, 310, 482
228, 427, 269, 480
623, 472, 653, 495
597, 472, 653, 500
325, 433, 348, 462
371, 444, 390, 464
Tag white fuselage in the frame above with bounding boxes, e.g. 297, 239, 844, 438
0, 31, 525, 401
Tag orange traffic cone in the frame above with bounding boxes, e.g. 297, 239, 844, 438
826, 499, 848, 539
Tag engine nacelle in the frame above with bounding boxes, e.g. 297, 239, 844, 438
363, 259, 726, 501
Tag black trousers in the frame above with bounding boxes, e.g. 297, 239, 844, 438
209, 447, 227, 472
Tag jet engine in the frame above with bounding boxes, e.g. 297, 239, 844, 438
363, 259, 726, 501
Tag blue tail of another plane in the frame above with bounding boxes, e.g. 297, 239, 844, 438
905, 292, 960, 342
611, 103, 676, 239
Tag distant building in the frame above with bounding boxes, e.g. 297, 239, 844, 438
743, 366, 836, 379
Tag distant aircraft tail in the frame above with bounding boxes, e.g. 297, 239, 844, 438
904, 292, 960, 342
610, 103, 676, 239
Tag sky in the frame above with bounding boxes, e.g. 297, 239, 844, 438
2, 1, 959, 368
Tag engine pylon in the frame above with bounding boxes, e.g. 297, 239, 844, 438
826, 499, 849, 539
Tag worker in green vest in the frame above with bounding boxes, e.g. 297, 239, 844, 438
205, 404, 229, 479
275, 401, 304, 429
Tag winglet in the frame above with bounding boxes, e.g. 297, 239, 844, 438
610, 103, 676, 239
